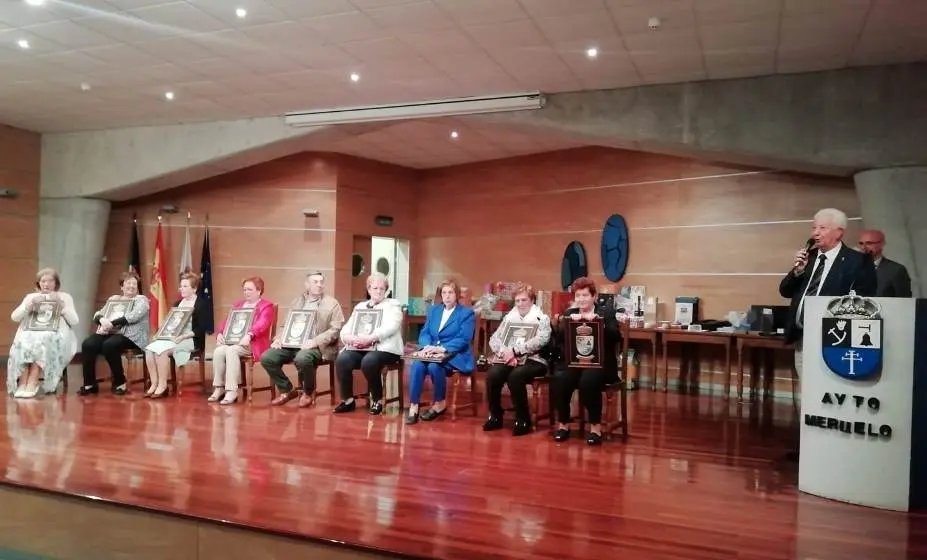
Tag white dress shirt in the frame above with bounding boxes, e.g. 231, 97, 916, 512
796, 242, 844, 327
438, 305, 455, 331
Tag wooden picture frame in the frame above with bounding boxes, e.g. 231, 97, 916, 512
351, 308, 383, 338
564, 319, 605, 368
101, 298, 135, 322
24, 299, 61, 332
403, 343, 449, 363
155, 307, 193, 341
222, 308, 255, 346
280, 309, 317, 349
491, 321, 539, 365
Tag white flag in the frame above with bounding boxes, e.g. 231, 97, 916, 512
179, 216, 193, 277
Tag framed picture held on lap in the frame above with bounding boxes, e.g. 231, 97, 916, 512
222, 308, 255, 345
101, 298, 134, 322
155, 307, 193, 340
280, 310, 317, 349
25, 299, 61, 332
491, 322, 539, 365
564, 319, 604, 368
403, 342, 448, 363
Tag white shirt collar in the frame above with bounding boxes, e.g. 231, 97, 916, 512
821, 243, 843, 261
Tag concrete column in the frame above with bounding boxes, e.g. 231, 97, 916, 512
38, 198, 110, 343
854, 167, 926, 298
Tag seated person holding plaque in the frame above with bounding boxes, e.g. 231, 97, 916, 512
144, 272, 209, 399
550, 277, 621, 446
7, 268, 79, 398
483, 283, 551, 436
208, 276, 275, 405
261, 271, 345, 407
333, 272, 403, 416
405, 280, 476, 425
78, 271, 150, 396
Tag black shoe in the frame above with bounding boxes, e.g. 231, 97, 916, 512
421, 408, 445, 422
482, 416, 503, 431
369, 401, 384, 416
405, 412, 419, 425
111, 385, 128, 396
553, 428, 570, 442
586, 432, 603, 446
77, 385, 98, 396
512, 419, 532, 436
334, 400, 356, 413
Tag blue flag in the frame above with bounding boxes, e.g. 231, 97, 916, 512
198, 226, 215, 334
129, 218, 142, 291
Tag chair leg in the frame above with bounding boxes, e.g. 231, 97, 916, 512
199, 358, 206, 395
397, 364, 404, 411
329, 365, 337, 405
247, 359, 254, 404
620, 386, 629, 442
450, 373, 459, 413
170, 359, 179, 396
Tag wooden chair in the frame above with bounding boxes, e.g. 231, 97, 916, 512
313, 359, 334, 404
241, 304, 278, 403
169, 348, 207, 396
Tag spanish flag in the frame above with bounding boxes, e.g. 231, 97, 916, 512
148, 220, 169, 331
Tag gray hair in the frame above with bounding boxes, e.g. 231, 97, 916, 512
814, 208, 848, 230
366, 272, 390, 290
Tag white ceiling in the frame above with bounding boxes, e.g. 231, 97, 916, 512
0, 0, 925, 168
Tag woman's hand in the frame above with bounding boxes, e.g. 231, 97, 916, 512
100, 318, 114, 331
172, 335, 186, 344
499, 347, 515, 362
271, 337, 282, 349
216, 333, 225, 345
239, 333, 251, 347
569, 313, 583, 321
581, 312, 597, 321
341, 334, 356, 347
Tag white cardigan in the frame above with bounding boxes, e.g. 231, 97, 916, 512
340, 298, 404, 356
11, 291, 80, 358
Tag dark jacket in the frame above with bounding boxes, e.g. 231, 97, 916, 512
174, 296, 211, 352
875, 257, 913, 298
779, 243, 876, 344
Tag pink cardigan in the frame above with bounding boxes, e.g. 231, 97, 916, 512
217, 298, 275, 360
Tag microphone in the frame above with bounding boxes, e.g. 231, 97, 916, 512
792, 238, 815, 274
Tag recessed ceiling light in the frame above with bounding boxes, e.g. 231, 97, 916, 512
80, 83, 91, 92
450, 130, 459, 139
586, 47, 598, 59
235, 8, 247, 18
17, 39, 30, 49
164, 91, 175, 101
25, 0, 46, 6
350, 72, 360, 82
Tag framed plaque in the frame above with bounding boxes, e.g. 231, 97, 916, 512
564, 319, 604, 368
491, 321, 539, 365
222, 308, 255, 345
280, 309, 317, 349
155, 307, 193, 341
25, 299, 61, 332
403, 343, 449, 363
352, 308, 382, 337
101, 298, 134, 322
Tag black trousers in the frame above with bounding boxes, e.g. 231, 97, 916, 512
335, 350, 400, 402
81, 334, 139, 387
485, 360, 547, 421
553, 366, 618, 425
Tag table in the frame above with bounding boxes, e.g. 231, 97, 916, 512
629, 327, 660, 390
660, 330, 733, 397
733, 333, 795, 401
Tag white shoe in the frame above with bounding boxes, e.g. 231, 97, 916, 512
207, 387, 224, 402
219, 390, 238, 405
13, 387, 25, 398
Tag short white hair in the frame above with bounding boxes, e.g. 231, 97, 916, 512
366, 272, 390, 290
814, 208, 848, 230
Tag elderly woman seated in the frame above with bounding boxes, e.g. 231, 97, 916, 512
482, 283, 551, 436
333, 272, 404, 416
7, 268, 79, 398
550, 277, 622, 446
78, 271, 150, 396
405, 279, 475, 424
144, 272, 209, 399
208, 276, 274, 405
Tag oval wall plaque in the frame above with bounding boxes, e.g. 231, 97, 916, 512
560, 241, 588, 290
601, 214, 629, 282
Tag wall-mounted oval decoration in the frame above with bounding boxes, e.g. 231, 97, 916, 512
376, 257, 390, 275
351, 254, 366, 277
561, 241, 588, 290
601, 214, 629, 282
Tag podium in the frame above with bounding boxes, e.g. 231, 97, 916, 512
799, 295, 927, 511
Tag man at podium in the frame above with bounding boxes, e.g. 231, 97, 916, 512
780, 208, 877, 377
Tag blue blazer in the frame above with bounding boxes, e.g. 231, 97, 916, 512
418, 304, 476, 373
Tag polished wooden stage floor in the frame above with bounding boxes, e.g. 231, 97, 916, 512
1, 382, 925, 560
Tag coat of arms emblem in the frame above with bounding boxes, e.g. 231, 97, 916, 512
575, 322, 596, 362
821, 293, 883, 380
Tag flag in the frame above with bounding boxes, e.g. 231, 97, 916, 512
149, 221, 169, 332
129, 218, 142, 291
178, 214, 193, 297
198, 225, 215, 334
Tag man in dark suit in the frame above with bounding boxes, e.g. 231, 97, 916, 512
858, 230, 913, 297
779, 208, 877, 373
